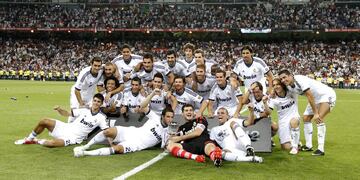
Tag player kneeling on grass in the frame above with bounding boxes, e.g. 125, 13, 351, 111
15, 93, 108, 147
268, 78, 300, 155
73, 105, 174, 157
210, 106, 263, 163
166, 104, 223, 167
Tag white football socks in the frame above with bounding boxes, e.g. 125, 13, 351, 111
84, 147, 115, 156
304, 122, 313, 148
223, 152, 254, 162
290, 127, 300, 149
83, 132, 107, 150
27, 131, 37, 140
233, 124, 251, 148
317, 123, 326, 152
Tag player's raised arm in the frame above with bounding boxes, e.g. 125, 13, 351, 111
54, 106, 71, 117
266, 70, 274, 94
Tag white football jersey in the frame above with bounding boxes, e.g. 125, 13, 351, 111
209, 82, 242, 108
287, 75, 336, 103
233, 57, 270, 91
101, 91, 123, 108
249, 94, 268, 119
70, 108, 108, 140
173, 88, 203, 114
162, 60, 191, 77
111, 54, 143, 75
203, 59, 217, 74
71, 66, 103, 103
131, 63, 171, 85
195, 75, 217, 100
147, 89, 169, 115
188, 59, 216, 74
268, 91, 300, 122
122, 89, 146, 113
210, 118, 246, 151
179, 57, 196, 73
137, 110, 169, 148
112, 54, 143, 88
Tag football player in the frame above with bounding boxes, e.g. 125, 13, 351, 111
279, 69, 336, 156
15, 94, 108, 148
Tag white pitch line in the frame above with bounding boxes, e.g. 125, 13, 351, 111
114, 151, 168, 180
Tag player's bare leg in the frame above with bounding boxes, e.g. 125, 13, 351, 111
15, 118, 56, 145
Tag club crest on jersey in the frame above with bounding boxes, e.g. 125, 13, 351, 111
216, 129, 229, 141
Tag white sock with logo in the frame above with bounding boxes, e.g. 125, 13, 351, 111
304, 122, 313, 148
290, 127, 300, 148
83, 131, 107, 150
84, 147, 115, 156
317, 123, 326, 152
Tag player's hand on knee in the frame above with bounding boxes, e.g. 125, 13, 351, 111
312, 113, 321, 123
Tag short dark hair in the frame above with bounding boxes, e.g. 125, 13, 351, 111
196, 64, 206, 71
183, 43, 195, 51
241, 45, 253, 53
121, 44, 131, 51
143, 53, 154, 62
91, 57, 102, 64
153, 72, 164, 82
131, 77, 141, 85
162, 105, 174, 116
182, 104, 194, 112
211, 64, 220, 75
166, 49, 177, 58
215, 69, 226, 77
104, 76, 120, 89
174, 75, 185, 83
194, 49, 204, 57
93, 93, 104, 103
251, 81, 263, 91
278, 69, 292, 76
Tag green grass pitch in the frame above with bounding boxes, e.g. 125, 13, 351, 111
1, 80, 360, 179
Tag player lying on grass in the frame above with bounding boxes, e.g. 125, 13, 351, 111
72, 104, 174, 157
15, 93, 108, 147
166, 104, 223, 167
210, 106, 263, 163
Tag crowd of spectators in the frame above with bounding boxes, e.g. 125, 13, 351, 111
0, 38, 359, 88
0, 1, 359, 30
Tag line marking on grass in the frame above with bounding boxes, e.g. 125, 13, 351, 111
113, 151, 168, 180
